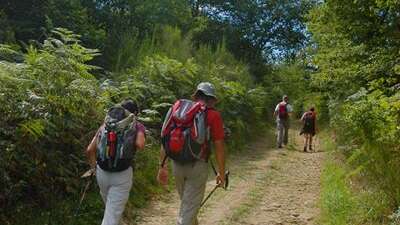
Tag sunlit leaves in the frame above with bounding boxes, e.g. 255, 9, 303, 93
308, 0, 400, 213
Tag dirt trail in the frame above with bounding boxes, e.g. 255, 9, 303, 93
133, 129, 324, 225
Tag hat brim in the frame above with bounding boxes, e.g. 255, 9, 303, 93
194, 89, 217, 100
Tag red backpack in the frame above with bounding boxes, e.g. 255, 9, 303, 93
278, 102, 288, 119
161, 99, 210, 164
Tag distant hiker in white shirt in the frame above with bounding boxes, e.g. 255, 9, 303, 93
273, 95, 293, 148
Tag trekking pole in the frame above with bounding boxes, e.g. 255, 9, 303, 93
210, 160, 218, 176
314, 134, 318, 152
210, 160, 230, 189
200, 170, 230, 207
200, 185, 219, 207
69, 168, 95, 225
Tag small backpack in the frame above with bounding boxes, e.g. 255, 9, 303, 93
161, 99, 210, 164
96, 105, 137, 172
278, 102, 288, 119
303, 112, 314, 128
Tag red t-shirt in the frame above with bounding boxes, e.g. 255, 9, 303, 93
207, 109, 225, 141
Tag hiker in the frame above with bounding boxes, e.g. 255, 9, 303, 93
273, 95, 293, 148
85, 99, 146, 225
300, 107, 317, 152
157, 82, 226, 225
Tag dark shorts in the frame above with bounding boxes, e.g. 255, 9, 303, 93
302, 125, 315, 136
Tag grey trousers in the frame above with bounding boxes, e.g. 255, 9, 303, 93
96, 166, 133, 225
277, 119, 290, 146
173, 160, 209, 225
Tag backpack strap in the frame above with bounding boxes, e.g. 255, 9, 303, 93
203, 107, 209, 160
160, 155, 168, 168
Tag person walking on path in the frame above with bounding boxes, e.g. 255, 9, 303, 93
157, 82, 226, 225
86, 99, 146, 225
300, 107, 317, 152
274, 95, 293, 148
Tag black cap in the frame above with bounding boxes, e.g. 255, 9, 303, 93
121, 99, 138, 115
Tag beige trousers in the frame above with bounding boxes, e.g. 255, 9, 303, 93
173, 160, 209, 225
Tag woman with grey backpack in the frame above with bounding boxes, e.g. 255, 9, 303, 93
86, 99, 146, 225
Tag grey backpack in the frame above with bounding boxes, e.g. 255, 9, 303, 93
96, 105, 137, 172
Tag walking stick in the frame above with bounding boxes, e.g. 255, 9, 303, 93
200, 185, 219, 207
200, 169, 230, 207
69, 169, 95, 225
313, 133, 319, 152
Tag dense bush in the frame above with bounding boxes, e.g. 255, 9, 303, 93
308, 0, 400, 223
0, 28, 102, 213
332, 91, 400, 204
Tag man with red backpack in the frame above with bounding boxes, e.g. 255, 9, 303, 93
274, 95, 293, 148
157, 82, 226, 225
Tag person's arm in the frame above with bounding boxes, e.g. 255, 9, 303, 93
135, 131, 145, 150
157, 146, 168, 186
135, 122, 146, 150
209, 111, 226, 187
86, 130, 99, 169
273, 104, 278, 118
300, 112, 305, 122
157, 107, 172, 186
214, 140, 225, 187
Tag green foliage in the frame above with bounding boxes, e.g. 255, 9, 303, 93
194, 0, 315, 61
320, 133, 393, 225
0, 26, 269, 224
321, 162, 355, 225
332, 91, 400, 205
309, 0, 400, 222
0, 28, 102, 224
266, 62, 311, 116
0, 0, 316, 81
0, 0, 319, 222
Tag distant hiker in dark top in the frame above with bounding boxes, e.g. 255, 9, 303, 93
157, 82, 226, 225
273, 95, 293, 148
86, 99, 146, 225
300, 107, 317, 152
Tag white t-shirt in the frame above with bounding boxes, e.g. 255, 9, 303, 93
274, 101, 293, 121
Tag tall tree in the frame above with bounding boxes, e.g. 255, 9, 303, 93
190, 0, 315, 80
193, 0, 314, 60
308, 0, 400, 98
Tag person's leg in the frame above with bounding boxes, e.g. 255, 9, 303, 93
173, 161, 186, 200
283, 120, 290, 145
101, 167, 133, 225
303, 134, 308, 152
177, 161, 208, 225
96, 166, 110, 203
309, 135, 313, 151
173, 161, 188, 225
277, 121, 284, 148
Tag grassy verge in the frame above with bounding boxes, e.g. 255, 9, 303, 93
319, 132, 393, 225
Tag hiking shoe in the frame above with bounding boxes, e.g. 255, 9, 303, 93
309, 145, 313, 151
303, 146, 307, 152
278, 145, 283, 149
